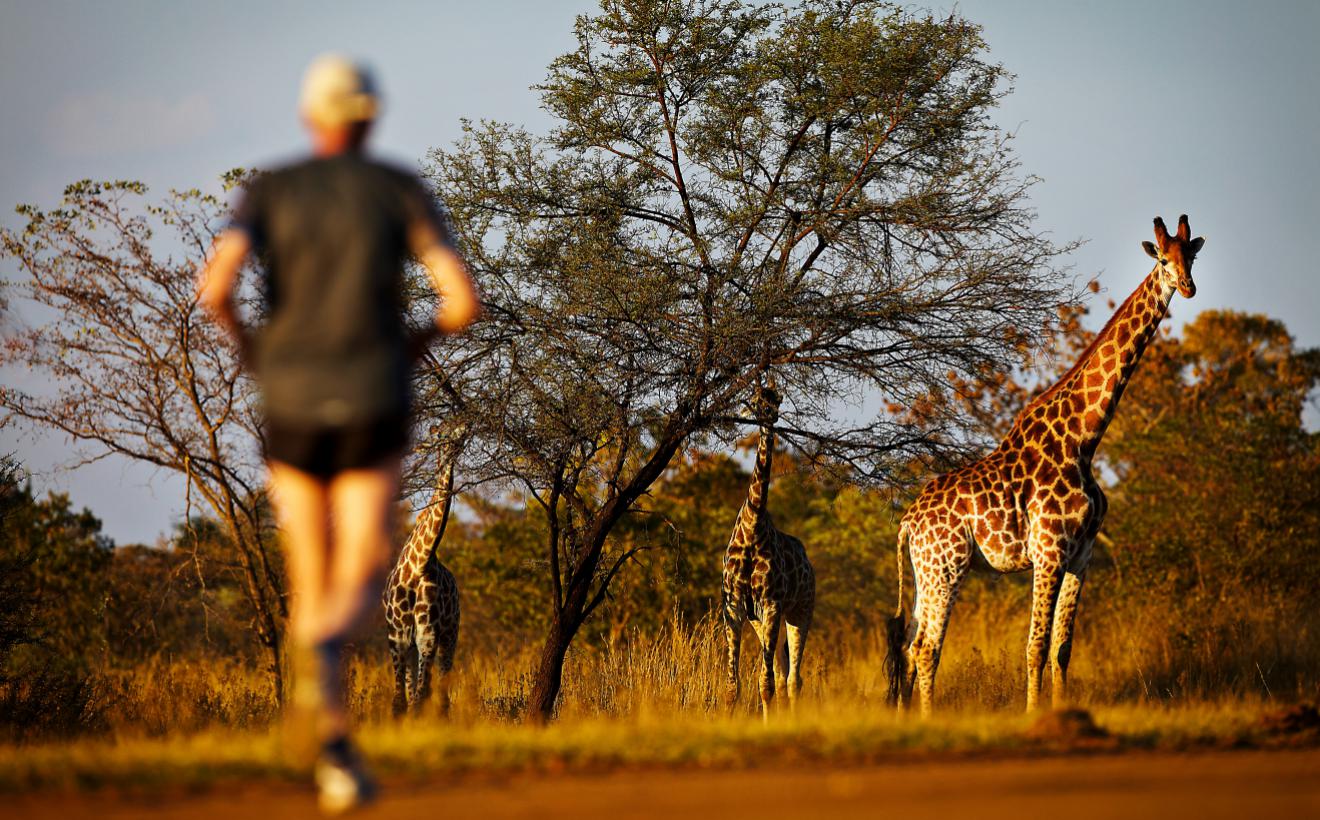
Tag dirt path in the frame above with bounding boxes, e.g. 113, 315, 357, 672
8, 747, 1320, 820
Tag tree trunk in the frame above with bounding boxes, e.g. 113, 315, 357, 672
525, 437, 688, 723
529, 533, 604, 722
218, 515, 287, 707
265, 631, 285, 707
529, 515, 602, 723
528, 615, 577, 723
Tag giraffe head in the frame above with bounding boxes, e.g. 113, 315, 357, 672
753, 378, 782, 425
1141, 214, 1204, 299
427, 419, 470, 463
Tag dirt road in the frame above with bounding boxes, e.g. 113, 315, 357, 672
8, 748, 1319, 820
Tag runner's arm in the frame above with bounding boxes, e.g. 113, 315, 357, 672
197, 229, 255, 364
408, 218, 481, 342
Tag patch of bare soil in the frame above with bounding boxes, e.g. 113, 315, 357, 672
1255, 703, 1320, 746
1024, 707, 1113, 747
5, 747, 1320, 820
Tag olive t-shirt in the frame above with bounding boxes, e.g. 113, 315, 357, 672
230, 155, 451, 428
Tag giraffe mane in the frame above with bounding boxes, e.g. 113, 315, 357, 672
1015, 272, 1152, 423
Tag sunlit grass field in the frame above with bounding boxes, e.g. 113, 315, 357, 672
3, 593, 1316, 793
2, 700, 1285, 793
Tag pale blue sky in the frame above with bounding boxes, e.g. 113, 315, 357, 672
2, 1, 1317, 544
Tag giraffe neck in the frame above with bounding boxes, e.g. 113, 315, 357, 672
1035, 267, 1174, 458
401, 459, 457, 566
740, 421, 775, 532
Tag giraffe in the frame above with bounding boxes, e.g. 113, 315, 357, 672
885, 215, 1205, 717
383, 425, 465, 716
721, 380, 816, 719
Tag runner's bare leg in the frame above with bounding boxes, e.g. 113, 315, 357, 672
324, 455, 399, 639
269, 461, 332, 647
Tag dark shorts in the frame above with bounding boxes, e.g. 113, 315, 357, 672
266, 414, 409, 479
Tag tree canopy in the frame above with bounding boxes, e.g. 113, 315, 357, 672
0, 178, 287, 699
420, 0, 1076, 718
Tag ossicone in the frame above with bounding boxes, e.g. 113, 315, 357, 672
1152, 217, 1169, 243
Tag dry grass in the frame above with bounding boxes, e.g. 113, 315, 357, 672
0, 693, 1297, 793
52, 603, 1320, 732
1, 597, 1316, 793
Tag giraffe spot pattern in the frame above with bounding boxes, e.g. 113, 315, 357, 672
721, 409, 816, 713
384, 449, 463, 716
893, 242, 1194, 714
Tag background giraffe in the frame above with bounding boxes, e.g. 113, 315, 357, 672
721, 381, 816, 719
885, 215, 1205, 716
383, 424, 465, 716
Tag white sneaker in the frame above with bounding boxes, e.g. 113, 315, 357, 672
314, 751, 377, 815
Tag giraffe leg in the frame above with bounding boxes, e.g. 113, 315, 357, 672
1025, 563, 1065, 712
721, 594, 742, 708
1050, 569, 1086, 708
912, 590, 954, 719
757, 604, 783, 722
907, 549, 967, 719
403, 641, 419, 710
430, 646, 451, 718
776, 629, 789, 695
784, 613, 811, 712
387, 633, 411, 718
900, 576, 925, 711
435, 619, 458, 718
413, 622, 437, 713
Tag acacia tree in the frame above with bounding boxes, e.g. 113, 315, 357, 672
0, 180, 288, 699
421, 0, 1077, 720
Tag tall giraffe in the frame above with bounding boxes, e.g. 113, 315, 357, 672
885, 215, 1205, 716
383, 425, 464, 716
721, 381, 816, 719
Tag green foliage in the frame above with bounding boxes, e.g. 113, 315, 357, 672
0, 459, 39, 672
0, 458, 275, 740
1100, 311, 1320, 608
0, 464, 112, 741
590, 449, 746, 639
0, 497, 270, 675
0, 484, 112, 669
104, 520, 270, 665
796, 480, 901, 626
439, 498, 554, 652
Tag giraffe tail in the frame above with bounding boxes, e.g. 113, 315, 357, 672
884, 521, 910, 707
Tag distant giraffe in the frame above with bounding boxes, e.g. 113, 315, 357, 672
383, 425, 464, 716
721, 381, 816, 719
886, 215, 1206, 716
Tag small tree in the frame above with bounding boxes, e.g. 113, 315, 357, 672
0, 180, 288, 700
422, 0, 1077, 720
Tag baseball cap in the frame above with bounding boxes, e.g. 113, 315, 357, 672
299, 54, 379, 127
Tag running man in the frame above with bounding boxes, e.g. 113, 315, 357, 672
198, 54, 480, 813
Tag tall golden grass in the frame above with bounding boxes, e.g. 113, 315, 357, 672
1, 588, 1315, 791
72, 586, 1318, 740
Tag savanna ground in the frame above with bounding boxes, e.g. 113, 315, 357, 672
2, 604, 1318, 807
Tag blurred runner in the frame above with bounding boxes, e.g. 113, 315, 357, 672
198, 53, 479, 814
